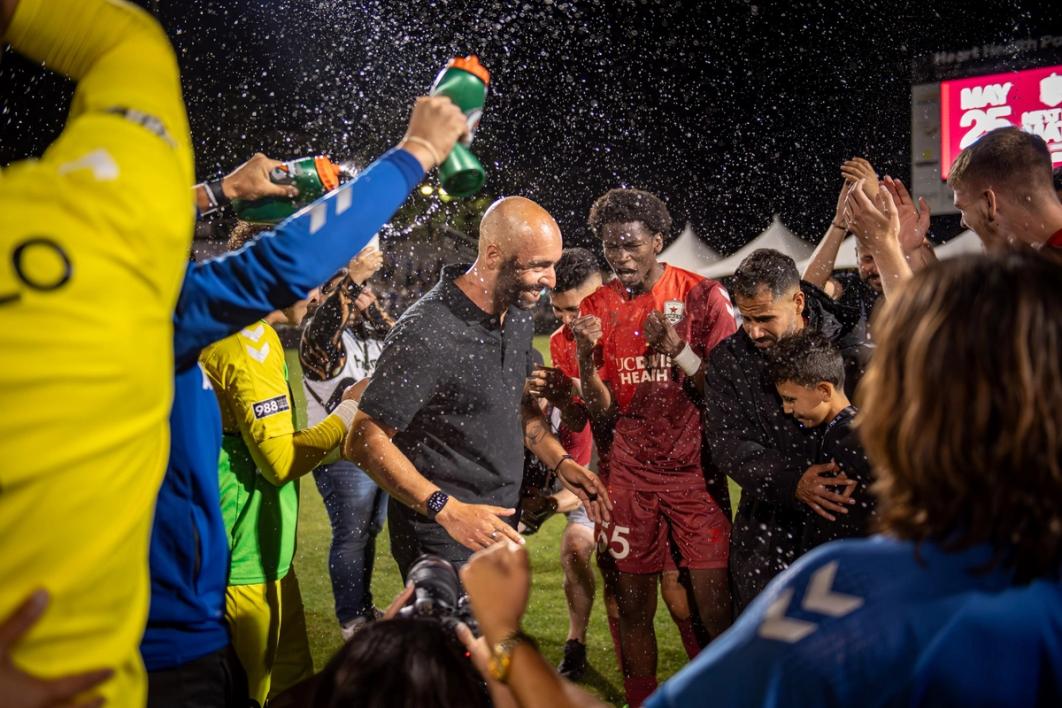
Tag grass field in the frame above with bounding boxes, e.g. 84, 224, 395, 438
286, 337, 733, 706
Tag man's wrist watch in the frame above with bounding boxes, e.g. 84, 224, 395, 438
487, 629, 537, 684
425, 490, 449, 520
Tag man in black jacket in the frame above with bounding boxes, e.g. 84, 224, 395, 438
704, 249, 863, 612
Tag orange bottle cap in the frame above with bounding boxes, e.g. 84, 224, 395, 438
315, 156, 341, 192
447, 55, 490, 86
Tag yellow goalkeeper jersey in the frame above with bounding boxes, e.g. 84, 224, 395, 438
200, 321, 346, 584
0, 0, 194, 704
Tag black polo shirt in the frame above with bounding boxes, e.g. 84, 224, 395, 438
359, 263, 535, 511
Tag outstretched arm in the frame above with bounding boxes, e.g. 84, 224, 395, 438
299, 249, 383, 381
845, 179, 912, 297
174, 96, 466, 370
804, 158, 878, 289
521, 391, 612, 525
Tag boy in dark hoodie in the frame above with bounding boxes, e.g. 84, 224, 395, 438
769, 330, 876, 554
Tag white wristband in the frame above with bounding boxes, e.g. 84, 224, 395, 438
672, 343, 702, 377
330, 399, 360, 431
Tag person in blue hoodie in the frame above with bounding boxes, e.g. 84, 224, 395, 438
647, 252, 1062, 708
143, 95, 467, 708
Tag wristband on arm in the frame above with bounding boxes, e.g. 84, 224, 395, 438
330, 399, 359, 430
672, 343, 702, 377
197, 178, 230, 216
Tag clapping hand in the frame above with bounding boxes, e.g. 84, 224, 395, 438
882, 176, 930, 253
845, 177, 901, 254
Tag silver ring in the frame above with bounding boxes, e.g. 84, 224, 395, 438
489, 531, 498, 539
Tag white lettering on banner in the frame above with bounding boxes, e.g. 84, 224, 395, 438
616, 351, 671, 386
960, 82, 1013, 110
958, 106, 1013, 149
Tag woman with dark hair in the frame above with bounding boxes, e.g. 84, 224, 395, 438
643, 251, 1062, 707
310, 617, 490, 708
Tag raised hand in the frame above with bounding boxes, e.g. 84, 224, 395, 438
460, 541, 532, 643
400, 95, 469, 172
840, 158, 879, 199
643, 310, 685, 357
845, 178, 901, 253
569, 314, 603, 357
222, 152, 299, 201
882, 176, 931, 253
525, 365, 575, 406
348, 246, 384, 284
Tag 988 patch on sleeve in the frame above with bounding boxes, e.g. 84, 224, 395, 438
252, 394, 290, 419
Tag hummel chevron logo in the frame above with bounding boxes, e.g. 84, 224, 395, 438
757, 561, 864, 643
758, 588, 816, 642
802, 561, 864, 616
245, 342, 270, 363
241, 324, 265, 342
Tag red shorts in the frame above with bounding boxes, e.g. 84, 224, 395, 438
595, 485, 730, 574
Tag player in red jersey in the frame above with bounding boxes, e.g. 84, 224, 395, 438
527, 247, 607, 680
570, 189, 736, 707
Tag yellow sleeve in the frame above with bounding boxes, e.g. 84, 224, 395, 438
6, 0, 192, 157
2, 0, 195, 303
0, 2, 193, 701
201, 324, 346, 486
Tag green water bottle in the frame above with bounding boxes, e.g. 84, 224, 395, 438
430, 55, 490, 198
232, 156, 356, 224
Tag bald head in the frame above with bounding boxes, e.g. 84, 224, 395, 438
479, 196, 562, 258
472, 196, 563, 311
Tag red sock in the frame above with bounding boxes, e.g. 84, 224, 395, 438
607, 615, 625, 673
623, 676, 658, 707
675, 617, 703, 659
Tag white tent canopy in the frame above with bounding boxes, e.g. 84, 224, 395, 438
934, 229, 984, 259
699, 215, 814, 279
795, 235, 859, 275
660, 223, 720, 271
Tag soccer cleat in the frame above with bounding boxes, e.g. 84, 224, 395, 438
557, 639, 588, 681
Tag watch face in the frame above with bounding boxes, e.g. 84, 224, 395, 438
428, 491, 448, 514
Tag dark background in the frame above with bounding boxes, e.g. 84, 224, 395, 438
2, 0, 1059, 251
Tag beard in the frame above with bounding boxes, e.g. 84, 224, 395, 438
496, 258, 543, 311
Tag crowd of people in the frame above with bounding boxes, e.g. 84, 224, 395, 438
2, 1, 1061, 707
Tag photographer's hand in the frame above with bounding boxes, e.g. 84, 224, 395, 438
436, 499, 524, 551
462, 544, 609, 708
461, 542, 531, 644
381, 583, 415, 620
0, 590, 113, 708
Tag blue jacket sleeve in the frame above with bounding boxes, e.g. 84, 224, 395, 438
173, 148, 423, 370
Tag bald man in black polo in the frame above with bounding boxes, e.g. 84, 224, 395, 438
345, 196, 611, 576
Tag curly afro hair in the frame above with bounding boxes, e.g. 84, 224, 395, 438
587, 188, 672, 239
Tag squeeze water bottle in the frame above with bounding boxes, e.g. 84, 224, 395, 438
232, 156, 357, 224
430, 55, 490, 197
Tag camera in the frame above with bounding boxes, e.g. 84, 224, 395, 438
398, 554, 478, 634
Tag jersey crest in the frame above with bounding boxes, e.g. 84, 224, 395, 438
663, 299, 685, 324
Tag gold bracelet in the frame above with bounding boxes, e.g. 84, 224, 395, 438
401, 136, 442, 168
487, 629, 537, 684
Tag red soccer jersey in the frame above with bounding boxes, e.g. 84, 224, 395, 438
579, 263, 736, 490
1047, 227, 1062, 249
549, 325, 593, 467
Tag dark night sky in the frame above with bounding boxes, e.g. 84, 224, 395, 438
2, 0, 1059, 252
